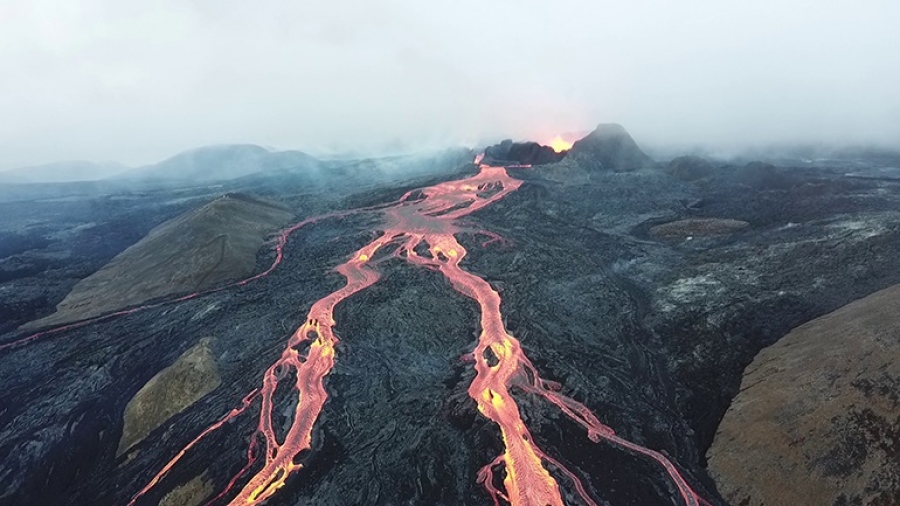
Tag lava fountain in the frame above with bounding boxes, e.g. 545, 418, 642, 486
126, 156, 707, 506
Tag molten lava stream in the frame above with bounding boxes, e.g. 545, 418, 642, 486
0, 194, 417, 354
130, 157, 708, 506
404, 234, 570, 506
227, 234, 393, 505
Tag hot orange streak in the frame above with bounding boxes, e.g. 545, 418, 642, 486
405, 234, 570, 506
227, 235, 391, 505
126, 390, 259, 506
131, 158, 708, 506
382, 165, 706, 506
0, 196, 410, 354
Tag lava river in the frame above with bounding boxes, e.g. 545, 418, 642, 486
127, 156, 708, 506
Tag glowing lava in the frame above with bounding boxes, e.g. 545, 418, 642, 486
121, 156, 708, 506
548, 135, 573, 153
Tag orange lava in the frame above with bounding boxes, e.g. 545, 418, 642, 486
548, 135, 573, 153
130, 156, 708, 506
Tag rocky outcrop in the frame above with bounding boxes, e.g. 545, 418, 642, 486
484, 140, 565, 166
727, 161, 799, 190
567, 123, 658, 172
23, 193, 293, 329
650, 218, 749, 238
707, 285, 900, 506
118, 338, 221, 455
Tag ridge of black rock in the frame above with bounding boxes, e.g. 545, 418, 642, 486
483, 140, 565, 165
567, 123, 658, 171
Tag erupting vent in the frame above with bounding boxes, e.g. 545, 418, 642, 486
483, 140, 567, 166
548, 135, 573, 153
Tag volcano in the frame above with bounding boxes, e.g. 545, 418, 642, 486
1, 124, 899, 506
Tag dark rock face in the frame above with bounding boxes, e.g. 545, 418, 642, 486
483, 140, 565, 165
666, 156, 718, 181
567, 123, 658, 171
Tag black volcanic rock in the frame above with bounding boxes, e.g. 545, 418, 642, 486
567, 123, 658, 171
484, 140, 565, 165
666, 156, 718, 181
727, 161, 799, 190
6, 130, 900, 506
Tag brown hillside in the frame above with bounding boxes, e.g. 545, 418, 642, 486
23, 193, 293, 329
707, 285, 900, 506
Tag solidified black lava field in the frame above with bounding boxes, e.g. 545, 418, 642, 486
2, 129, 900, 506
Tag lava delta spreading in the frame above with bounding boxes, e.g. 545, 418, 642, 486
3, 125, 899, 506
124, 157, 705, 506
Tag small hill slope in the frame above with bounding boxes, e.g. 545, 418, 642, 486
23, 193, 293, 329
707, 284, 900, 506
567, 123, 658, 172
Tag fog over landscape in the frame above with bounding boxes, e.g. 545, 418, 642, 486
1, 0, 899, 170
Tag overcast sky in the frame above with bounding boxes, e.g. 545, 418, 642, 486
1, 0, 899, 169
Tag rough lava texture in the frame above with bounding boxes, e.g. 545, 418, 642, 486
650, 218, 750, 238
726, 161, 800, 191
707, 284, 900, 506
2, 126, 900, 505
22, 193, 293, 330
157, 473, 214, 506
666, 156, 719, 181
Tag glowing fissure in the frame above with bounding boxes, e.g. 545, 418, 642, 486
115, 157, 706, 506
548, 135, 573, 153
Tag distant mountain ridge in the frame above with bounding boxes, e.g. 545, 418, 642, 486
117, 144, 321, 182
0, 144, 322, 185
0, 160, 128, 183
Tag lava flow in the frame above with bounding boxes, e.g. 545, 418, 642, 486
130, 156, 708, 506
